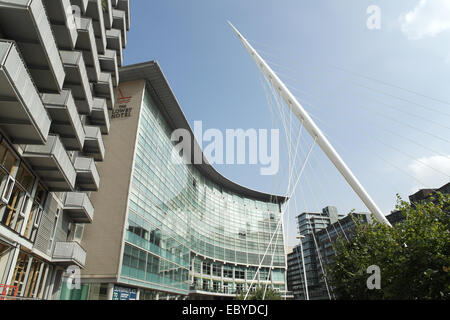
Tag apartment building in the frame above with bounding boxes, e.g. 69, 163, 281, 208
0, 0, 130, 300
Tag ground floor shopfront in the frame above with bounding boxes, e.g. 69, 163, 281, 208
0, 237, 67, 300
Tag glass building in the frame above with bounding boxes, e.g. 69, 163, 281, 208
77, 61, 288, 300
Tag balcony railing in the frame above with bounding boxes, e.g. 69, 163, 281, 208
60, 50, 93, 115
0, 39, 51, 144
42, 90, 86, 151
90, 98, 110, 134
0, 0, 66, 92
22, 134, 76, 191
63, 192, 94, 223
74, 156, 100, 191
53, 241, 86, 268
99, 49, 119, 86
83, 126, 105, 161
75, 17, 101, 83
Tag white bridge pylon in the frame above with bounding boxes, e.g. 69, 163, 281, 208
228, 21, 392, 227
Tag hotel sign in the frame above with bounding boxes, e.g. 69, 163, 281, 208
112, 88, 133, 119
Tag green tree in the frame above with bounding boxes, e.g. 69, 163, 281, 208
236, 286, 282, 300
327, 193, 450, 300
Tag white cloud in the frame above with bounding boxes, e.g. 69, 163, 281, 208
409, 155, 450, 192
400, 0, 450, 40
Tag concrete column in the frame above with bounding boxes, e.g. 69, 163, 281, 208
20, 256, 33, 297
32, 262, 45, 298
38, 265, 50, 300
3, 244, 19, 286
45, 267, 57, 300
106, 283, 114, 300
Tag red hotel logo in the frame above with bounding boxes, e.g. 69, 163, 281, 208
112, 88, 133, 119
117, 87, 132, 104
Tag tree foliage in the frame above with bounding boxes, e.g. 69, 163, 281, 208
236, 286, 282, 300
327, 193, 450, 300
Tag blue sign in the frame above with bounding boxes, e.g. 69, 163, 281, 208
112, 285, 137, 300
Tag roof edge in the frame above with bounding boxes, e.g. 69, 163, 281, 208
118, 61, 288, 204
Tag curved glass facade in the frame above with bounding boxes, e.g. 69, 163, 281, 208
120, 88, 287, 296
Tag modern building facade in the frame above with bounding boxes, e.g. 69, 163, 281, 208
0, 0, 130, 300
287, 183, 450, 300
408, 182, 450, 205
68, 61, 289, 300
387, 182, 449, 225
287, 206, 370, 300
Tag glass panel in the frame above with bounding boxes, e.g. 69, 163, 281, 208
15, 163, 34, 193
11, 251, 29, 294
0, 141, 18, 175
1, 184, 26, 232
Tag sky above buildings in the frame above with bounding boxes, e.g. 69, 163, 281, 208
124, 0, 450, 245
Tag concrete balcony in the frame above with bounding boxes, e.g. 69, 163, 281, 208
22, 134, 76, 191
86, 0, 106, 54
0, 0, 65, 92
83, 125, 105, 161
94, 72, 114, 109
112, 8, 126, 48
0, 40, 51, 144
90, 98, 110, 134
63, 192, 94, 223
74, 156, 99, 191
42, 0, 78, 50
103, 0, 112, 29
99, 49, 119, 86
70, 0, 88, 14
76, 17, 100, 83
53, 241, 86, 268
42, 90, 85, 151
117, 0, 129, 31
105, 28, 122, 66
60, 50, 93, 115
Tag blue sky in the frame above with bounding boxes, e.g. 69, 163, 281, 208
125, 0, 450, 246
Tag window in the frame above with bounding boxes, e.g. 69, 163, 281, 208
223, 265, 233, 278
1, 184, 27, 233
213, 281, 221, 293
24, 183, 47, 242
202, 261, 211, 275
0, 140, 38, 237
193, 258, 201, 274
0, 141, 18, 205
48, 208, 61, 252
202, 279, 210, 291
0, 141, 18, 175
247, 268, 257, 281
11, 251, 29, 294
1, 175, 14, 204
235, 268, 245, 280
212, 263, 221, 277
15, 163, 34, 194
0, 242, 15, 285
72, 224, 85, 243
